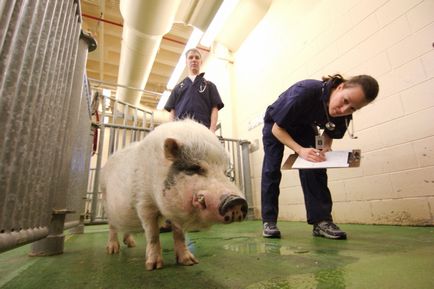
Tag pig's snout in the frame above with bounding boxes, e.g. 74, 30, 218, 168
218, 195, 248, 223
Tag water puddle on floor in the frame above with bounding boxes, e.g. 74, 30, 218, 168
222, 238, 310, 256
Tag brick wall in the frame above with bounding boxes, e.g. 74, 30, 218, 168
232, 0, 434, 225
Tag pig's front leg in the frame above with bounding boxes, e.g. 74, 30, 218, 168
172, 223, 199, 266
106, 224, 120, 254
142, 216, 164, 270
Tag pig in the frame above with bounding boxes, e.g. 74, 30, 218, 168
100, 119, 248, 270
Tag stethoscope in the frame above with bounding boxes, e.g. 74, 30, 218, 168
321, 83, 358, 139
198, 79, 207, 93
179, 78, 207, 93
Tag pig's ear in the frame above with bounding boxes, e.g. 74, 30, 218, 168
164, 138, 181, 161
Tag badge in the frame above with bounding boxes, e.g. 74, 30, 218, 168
315, 135, 324, 150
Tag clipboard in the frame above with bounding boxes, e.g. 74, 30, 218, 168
282, 149, 361, 170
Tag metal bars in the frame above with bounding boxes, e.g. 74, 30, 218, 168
220, 137, 253, 213
0, 0, 95, 254
86, 90, 154, 223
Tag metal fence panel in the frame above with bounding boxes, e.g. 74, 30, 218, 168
0, 0, 95, 254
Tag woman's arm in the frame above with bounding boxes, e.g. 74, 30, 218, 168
322, 133, 333, 152
272, 123, 325, 162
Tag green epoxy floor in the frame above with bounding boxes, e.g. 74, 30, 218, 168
1, 221, 433, 289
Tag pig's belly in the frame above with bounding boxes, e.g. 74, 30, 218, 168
107, 205, 144, 232
105, 189, 144, 232
104, 173, 144, 231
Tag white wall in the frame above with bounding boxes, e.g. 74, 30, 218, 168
220, 0, 434, 225
202, 43, 236, 138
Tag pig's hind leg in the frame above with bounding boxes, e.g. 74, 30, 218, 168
106, 224, 121, 254
172, 224, 199, 266
123, 233, 136, 247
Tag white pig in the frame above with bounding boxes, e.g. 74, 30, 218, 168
100, 119, 248, 270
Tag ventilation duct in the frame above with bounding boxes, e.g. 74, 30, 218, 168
116, 0, 222, 107
215, 0, 272, 52
116, 0, 182, 106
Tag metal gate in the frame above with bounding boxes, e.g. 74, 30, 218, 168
86, 83, 155, 223
0, 0, 96, 254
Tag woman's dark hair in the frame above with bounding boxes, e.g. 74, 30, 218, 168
322, 74, 379, 103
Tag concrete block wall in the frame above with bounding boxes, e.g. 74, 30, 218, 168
229, 0, 434, 225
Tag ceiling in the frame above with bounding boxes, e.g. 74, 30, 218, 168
79, 0, 272, 109
80, 0, 205, 108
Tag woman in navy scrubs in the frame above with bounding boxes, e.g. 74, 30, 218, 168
261, 74, 379, 239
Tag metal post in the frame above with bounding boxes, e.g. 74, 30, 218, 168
90, 94, 105, 223
235, 141, 243, 191
68, 215, 85, 234
240, 140, 254, 219
30, 209, 73, 256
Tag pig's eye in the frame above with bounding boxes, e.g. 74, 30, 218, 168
184, 164, 206, 176
172, 161, 207, 176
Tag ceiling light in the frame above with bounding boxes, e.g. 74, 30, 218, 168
102, 88, 111, 97
157, 90, 171, 110
200, 0, 239, 47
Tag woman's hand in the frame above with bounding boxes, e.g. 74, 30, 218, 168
321, 145, 332, 153
298, 147, 326, 162
271, 123, 329, 163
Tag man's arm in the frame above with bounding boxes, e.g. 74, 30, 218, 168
209, 107, 218, 133
169, 109, 176, 121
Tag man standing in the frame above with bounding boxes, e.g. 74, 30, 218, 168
164, 48, 224, 133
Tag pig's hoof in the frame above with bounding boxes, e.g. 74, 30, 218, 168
106, 241, 120, 254
176, 251, 199, 266
145, 258, 164, 270
123, 234, 136, 248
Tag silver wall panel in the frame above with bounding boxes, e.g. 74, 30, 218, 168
0, 0, 95, 254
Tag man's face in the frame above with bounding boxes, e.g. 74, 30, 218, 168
186, 51, 202, 75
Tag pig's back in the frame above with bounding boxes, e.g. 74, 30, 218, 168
101, 141, 141, 187
144, 119, 228, 166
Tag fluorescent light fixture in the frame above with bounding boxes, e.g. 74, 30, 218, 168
157, 90, 171, 110
167, 27, 203, 89
102, 88, 111, 97
200, 0, 239, 47
102, 88, 111, 109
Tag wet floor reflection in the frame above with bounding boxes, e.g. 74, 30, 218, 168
222, 238, 310, 256
244, 268, 346, 289
221, 238, 349, 289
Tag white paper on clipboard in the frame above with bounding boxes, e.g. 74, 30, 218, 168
292, 150, 351, 169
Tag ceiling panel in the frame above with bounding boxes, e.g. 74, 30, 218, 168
80, 0, 192, 109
